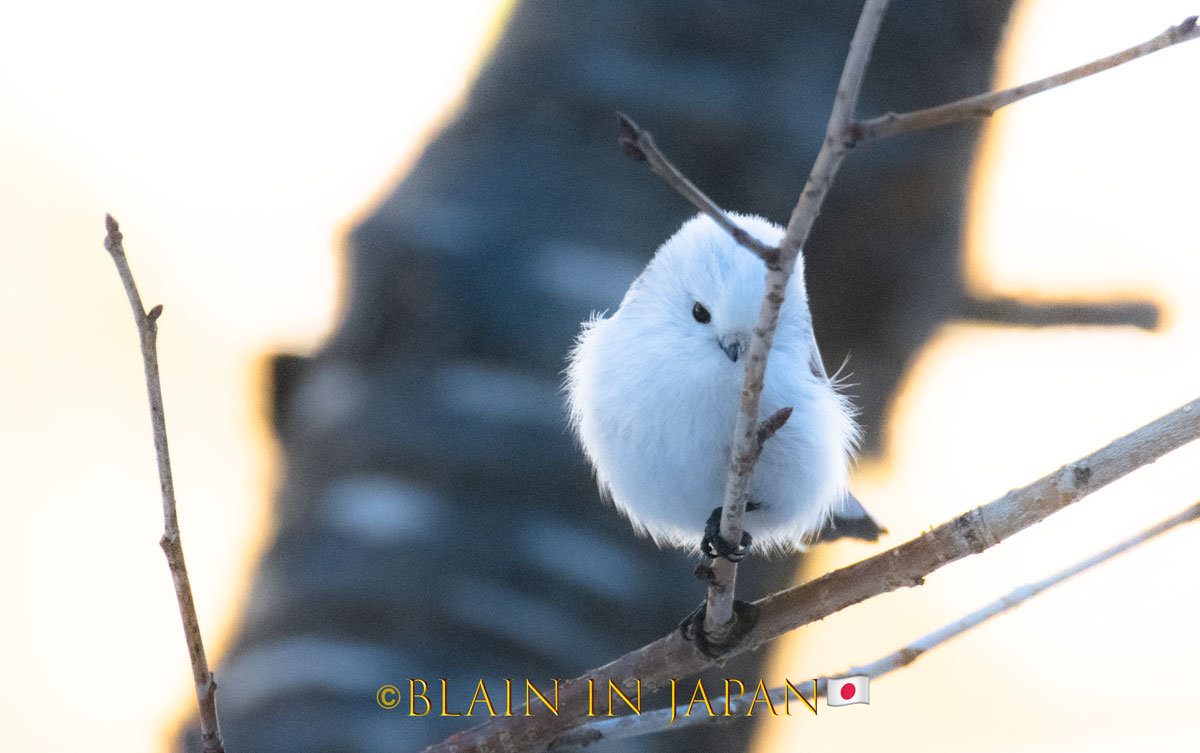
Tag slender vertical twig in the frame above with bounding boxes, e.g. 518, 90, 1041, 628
703, 0, 892, 642
103, 215, 226, 753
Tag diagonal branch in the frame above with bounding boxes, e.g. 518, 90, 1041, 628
616, 113, 780, 266
423, 396, 1200, 753
103, 215, 226, 753
849, 15, 1200, 144
550, 500, 1200, 748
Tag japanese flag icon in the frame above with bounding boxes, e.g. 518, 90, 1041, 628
826, 675, 869, 707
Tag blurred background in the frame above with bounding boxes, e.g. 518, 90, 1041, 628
1, 1, 1197, 752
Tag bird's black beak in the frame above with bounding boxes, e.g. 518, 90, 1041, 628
720, 339, 741, 363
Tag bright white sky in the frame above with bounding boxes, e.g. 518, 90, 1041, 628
1, 2, 1197, 752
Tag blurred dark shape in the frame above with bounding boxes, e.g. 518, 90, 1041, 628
961, 295, 1159, 330
181, 1, 1156, 751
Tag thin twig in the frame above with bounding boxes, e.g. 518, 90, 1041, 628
549, 500, 1200, 748
423, 397, 1200, 753
103, 215, 226, 753
850, 15, 1200, 144
756, 407, 794, 448
617, 113, 780, 266
703, 0, 891, 642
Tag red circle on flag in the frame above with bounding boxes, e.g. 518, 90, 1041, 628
840, 683, 856, 701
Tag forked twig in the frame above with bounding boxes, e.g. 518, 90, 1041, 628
618, 6, 1200, 643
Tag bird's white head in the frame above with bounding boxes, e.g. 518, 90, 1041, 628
606, 213, 817, 381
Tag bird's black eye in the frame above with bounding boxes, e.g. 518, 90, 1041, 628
692, 302, 711, 324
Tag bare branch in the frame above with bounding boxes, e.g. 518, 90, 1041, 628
423, 397, 1200, 753
551, 500, 1200, 748
850, 15, 1200, 144
703, 0, 892, 642
616, 113, 780, 266
103, 215, 226, 753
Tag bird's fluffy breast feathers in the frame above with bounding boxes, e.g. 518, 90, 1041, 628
564, 213, 858, 553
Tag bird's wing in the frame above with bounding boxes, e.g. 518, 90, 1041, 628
815, 492, 887, 543
806, 327, 828, 381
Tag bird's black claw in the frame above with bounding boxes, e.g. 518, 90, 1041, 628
679, 600, 761, 657
679, 601, 706, 641
700, 507, 753, 562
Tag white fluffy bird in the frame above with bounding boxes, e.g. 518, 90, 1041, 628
566, 212, 881, 557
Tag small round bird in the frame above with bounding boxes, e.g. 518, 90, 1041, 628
565, 212, 881, 558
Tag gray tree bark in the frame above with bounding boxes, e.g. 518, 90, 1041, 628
179, 2, 1033, 751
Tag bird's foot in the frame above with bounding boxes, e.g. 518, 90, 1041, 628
700, 507, 752, 562
678, 599, 761, 658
